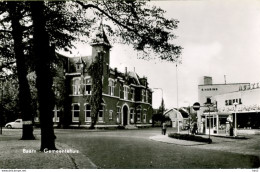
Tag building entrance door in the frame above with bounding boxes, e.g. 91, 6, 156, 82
123, 106, 128, 126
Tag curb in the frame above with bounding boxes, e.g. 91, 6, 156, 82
56, 142, 97, 169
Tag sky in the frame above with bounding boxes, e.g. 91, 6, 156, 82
61, 0, 260, 109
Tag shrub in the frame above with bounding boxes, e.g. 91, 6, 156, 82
117, 125, 125, 129
168, 133, 212, 144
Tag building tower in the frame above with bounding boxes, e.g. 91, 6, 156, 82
90, 22, 112, 93
91, 22, 112, 66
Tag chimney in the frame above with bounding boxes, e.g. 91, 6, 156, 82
204, 76, 212, 85
125, 67, 127, 75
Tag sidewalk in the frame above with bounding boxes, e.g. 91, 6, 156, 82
150, 131, 260, 159
0, 135, 97, 169
149, 134, 207, 146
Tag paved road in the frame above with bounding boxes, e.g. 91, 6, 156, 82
54, 127, 260, 169
1, 127, 259, 169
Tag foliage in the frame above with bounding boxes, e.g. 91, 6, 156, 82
152, 113, 170, 127
190, 112, 198, 124
168, 133, 212, 144
158, 98, 165, 115
76, 0, 182, 62
117, 125, 125, 130
0, 0, 183, 146
0, 3, 16, 76
26, 72, 38, 118
51, 52, 67, 109
87, 52, 103, 129
3, 1, 35, 140
0, 77, 20, 123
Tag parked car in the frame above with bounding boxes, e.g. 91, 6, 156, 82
5, 119, 23, 129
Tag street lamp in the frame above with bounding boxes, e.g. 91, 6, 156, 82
233, 102, 238, 137
176, 64, 179, 109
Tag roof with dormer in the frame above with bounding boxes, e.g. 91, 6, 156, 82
128, 71, 141, 85
70, 55, 93, 69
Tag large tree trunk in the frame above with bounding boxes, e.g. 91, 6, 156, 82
7, 2, 35, 140
30, 1, 56, 151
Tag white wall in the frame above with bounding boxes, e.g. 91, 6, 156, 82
215, 87, 260, 113
197, 83, 249, 128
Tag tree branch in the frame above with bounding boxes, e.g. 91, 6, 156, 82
76, 1, 141, 38
0, 29, 12, 33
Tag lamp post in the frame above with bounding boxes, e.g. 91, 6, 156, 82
233, 102, 238, 137
175, 64, 180, 133
176, 64, 179, 109
0, 78, 3, 135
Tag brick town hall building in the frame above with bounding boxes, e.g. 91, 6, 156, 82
49, 24, 153, 128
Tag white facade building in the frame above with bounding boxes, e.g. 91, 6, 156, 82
215, 85, 260, 130
164, 108, 189, 129
197, 76, 259, 135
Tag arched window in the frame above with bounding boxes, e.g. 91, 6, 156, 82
85, 104, 91, 122
52, 105, 60, 122
130, 88, 135, 101
143, 109, 147, 123
117, 106, 121, 124
109, 110, 113, 120
108, 79, 115, 96
136, 106, 142, 122
98, 100, 105, 122
98, 105, 104, 122
124, 85, 129, 100
142, 90, 145, 102
130, 108, 135, 124
84, 77, 92, 95
72, 104, 80, 122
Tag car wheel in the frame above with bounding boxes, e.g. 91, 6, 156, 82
6, 125, 12, 129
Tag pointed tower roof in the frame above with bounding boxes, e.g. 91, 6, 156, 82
91, 21, 111, 48
76, 56, 85, 65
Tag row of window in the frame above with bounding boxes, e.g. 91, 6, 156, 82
225, 98, 242, 106
201, 88, 218, 91
72, 77, 151, 103
72, 77, 92, 95
109, 79, 150, 103
36, 106, 61, 123
72, 103, 104, 122
71, 104, 147, 123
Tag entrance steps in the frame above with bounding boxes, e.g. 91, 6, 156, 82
125, 125, 138, 130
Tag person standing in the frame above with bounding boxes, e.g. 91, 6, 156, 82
162, 122, 167, 135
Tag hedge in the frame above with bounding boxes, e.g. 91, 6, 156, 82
168, 133, 212, 144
